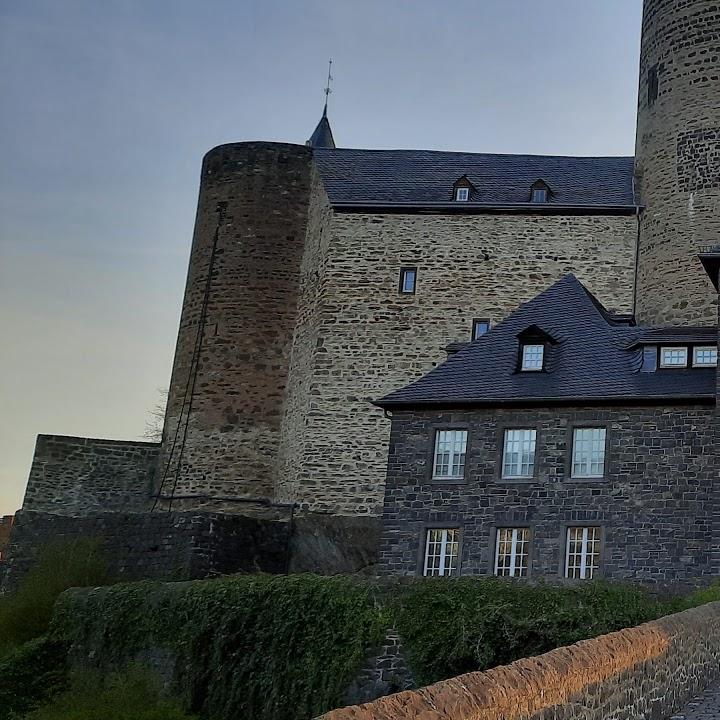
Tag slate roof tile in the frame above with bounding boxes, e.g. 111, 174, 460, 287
376, 275, 715, 408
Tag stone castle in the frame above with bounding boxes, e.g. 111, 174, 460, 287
3, 0, 720, 584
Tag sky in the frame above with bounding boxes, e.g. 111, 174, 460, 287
0, 0, 643, 515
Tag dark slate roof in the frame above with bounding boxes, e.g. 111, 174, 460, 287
376, 275, 716, 408
313, 149, 635, 207
626, 327, 717, 348
307, 110, 336, 149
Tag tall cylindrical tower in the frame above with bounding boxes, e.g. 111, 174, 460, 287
155, 142, 315, 511
634, 0, 720, 326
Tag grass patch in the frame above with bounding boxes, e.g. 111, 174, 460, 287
0, 538, 111, 655
21, 665, 195, 720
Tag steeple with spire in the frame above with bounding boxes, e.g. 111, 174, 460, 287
307, 60, 336, 149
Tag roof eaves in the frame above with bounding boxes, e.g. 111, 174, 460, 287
331, 202, 640, 215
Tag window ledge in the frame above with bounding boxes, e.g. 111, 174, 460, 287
497, 476, 537, 484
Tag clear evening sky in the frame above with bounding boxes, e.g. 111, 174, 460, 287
0, 1, 643, 514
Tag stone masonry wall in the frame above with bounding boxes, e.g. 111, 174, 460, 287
280, 211, 637, 516
1, 510, 289, 590
318, 601, 720, 720
22, 435, 159, 515
635, 0, 720, 325
380, 405, 716, 588
0, 516, 13, 561
158, 142, 318, 509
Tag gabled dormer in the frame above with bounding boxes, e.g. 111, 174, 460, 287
452, 175, 476, 202
530, 179, 551, 204
517, 325, 558, 372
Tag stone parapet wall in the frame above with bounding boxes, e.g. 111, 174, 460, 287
318, 601, 720, 720
1, 510, 289, 591
22, 435, 159, 515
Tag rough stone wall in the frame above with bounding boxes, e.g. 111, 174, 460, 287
635, 0, 720, 325
284, 211, 636, 515
158, 142, 316, 508
0, 515, 13, 561
21, 435, 159, 515
1, 510, 289, 590
380, 405, 716, 588
317, 601, 720, 720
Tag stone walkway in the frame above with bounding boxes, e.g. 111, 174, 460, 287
671, 686, 720, 719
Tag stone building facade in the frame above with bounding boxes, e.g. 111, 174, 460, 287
6, 0, 720, 583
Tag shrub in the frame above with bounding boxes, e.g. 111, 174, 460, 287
21, 665, 195, 720
0, 636, 68, 720
0, 538, 111, 654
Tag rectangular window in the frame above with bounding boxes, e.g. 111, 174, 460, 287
571, 427, 607, 478
693, 346, 718, 367
432, 429, 467, 480
472, 319, 490, 340
399, 267, 417, 294
455, 187, 469, 201
531, 188, 548, 203
502, 429, 536, 479
521, 344, 544, 371
565, 527, 601, 580
660, 346, 688, 367
494, 528, 530, 577
423, 528, 460, 576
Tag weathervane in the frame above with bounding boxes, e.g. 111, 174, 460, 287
323, 59, 333, 116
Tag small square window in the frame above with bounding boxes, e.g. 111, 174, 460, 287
455, 187, 469, 202
399, 267, 417, 294
565, 527, 601, 580
531, 188, 548, 203
521, 344, 544, 371
693, 346, 717, 367
494, 528, 530, 578
502, 428, 536, 479
472, 319, 490, 340
423, 528, 460, 576
432, 429, 467, 480
571, 427, 607, 478
660, 346, 688, 367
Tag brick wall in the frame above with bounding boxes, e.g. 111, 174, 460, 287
1, 510, 289, 590
318, 601, 720, 720
22, 435, 159, 515
635, 0, 720, 325
279, 211, 637, 515
379, 405, 717, 588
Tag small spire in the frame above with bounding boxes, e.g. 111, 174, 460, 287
307, 59, 336, 149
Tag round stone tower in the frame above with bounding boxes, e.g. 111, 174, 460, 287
634, 0, 720, 326
155, 142, 315, 511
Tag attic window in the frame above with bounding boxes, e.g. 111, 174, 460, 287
521, 344, 545, 371
660, 346, 688, 368
531, 188, 548, 203
455, 187, 469, 202
693, 346, 717, 367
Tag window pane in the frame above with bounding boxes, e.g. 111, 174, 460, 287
424, 528, 460, 576
565, 527, 600, 580
455, 187, 469, 201
693, 347, 717, 367
502, 429, 536, 478
521, 344, 544, 371
660, 347, 687, 367
473, 320, 490, 340
433, 430, 467, 479
571, 428, 606, 478
401, 268, 416, 293
495, 528, 530, 578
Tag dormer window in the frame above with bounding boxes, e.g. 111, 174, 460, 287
452, 175, 475, 202
530, 180, 551, 204
693, 346, 718, 367
660, 346, 688, 368
455, 187, 469, 202
521, 344, 545, 371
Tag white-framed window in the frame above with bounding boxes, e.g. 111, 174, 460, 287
423, 528, 460, 576
502, 429, 536, 478
571, 427, 607, 478
472, 318, 491, 340
660, 346, 688, 367
432, 429, 468, 480
455, 187, 469, 201
531, 188, 548, 203
565, 527, 601, 580
521, 344, 544, 371
399, 267, 417, 294
693, 346, 718, 367
494, 528, 530, 577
